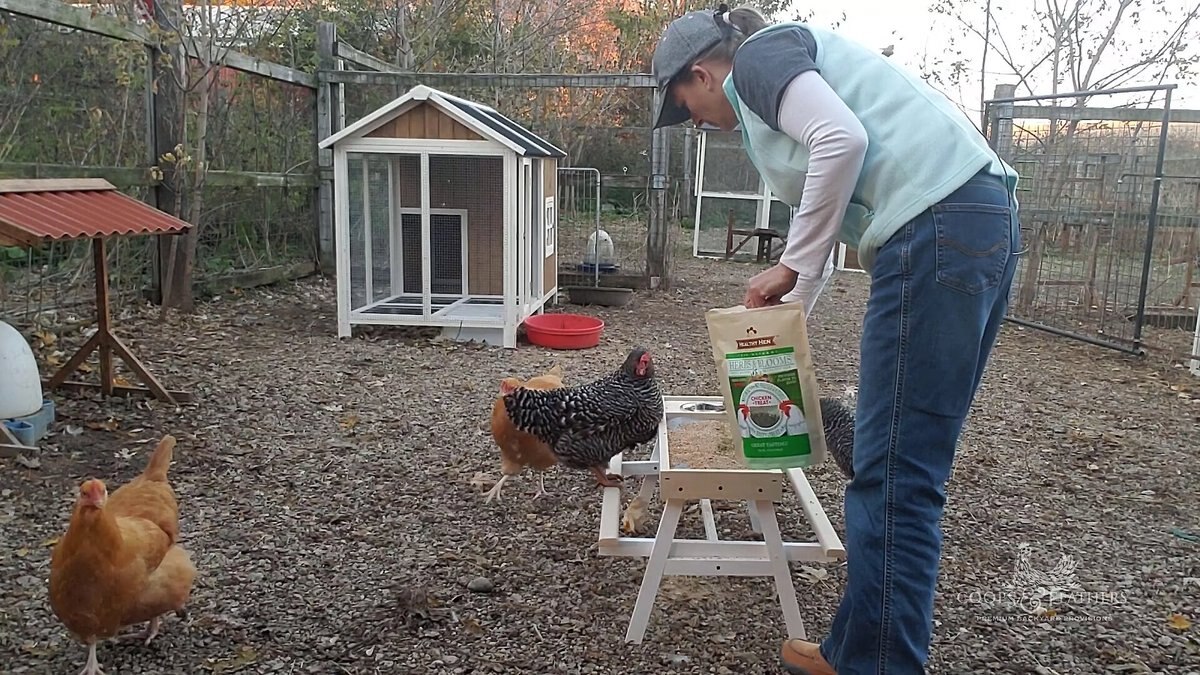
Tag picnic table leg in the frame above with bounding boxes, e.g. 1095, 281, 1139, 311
753, 498, 807, 640
625, 498, 685, 644
747, 501, 763, 533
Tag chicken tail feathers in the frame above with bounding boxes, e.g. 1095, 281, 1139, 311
141, 435, 177, 482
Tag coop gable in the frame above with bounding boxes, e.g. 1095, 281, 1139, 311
365, 102, 484, 141
319, 84, 566, 159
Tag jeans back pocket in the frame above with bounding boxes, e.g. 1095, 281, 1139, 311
931, 202, 1013, 295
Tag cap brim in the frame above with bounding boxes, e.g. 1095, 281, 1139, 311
653, 92, 693, 130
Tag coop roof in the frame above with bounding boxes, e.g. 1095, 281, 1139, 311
0, 178, 192, 247
319, 84, 567, 159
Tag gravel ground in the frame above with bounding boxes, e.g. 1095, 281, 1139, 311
2, 253, 1198, 674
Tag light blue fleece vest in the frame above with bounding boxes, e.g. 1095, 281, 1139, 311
722, 21, 1019, 272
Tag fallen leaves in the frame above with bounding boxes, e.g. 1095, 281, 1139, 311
796, 566, 829, 584
204, 645, 258, 674
32, 330, 57, 349
85, 418, 119, 432
2, 263, 1197, 675
14, 454, 39, 470
1167, 613, 1192, 632
338, 413, 360, 431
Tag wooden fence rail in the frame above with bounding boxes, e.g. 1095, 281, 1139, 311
0, 0, 317, 88
0, 163, 317, 189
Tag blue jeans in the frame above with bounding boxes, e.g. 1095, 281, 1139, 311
819, 170, 1021, 673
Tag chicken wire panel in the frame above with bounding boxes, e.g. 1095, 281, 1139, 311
346, 152, 367, 310
557, 168, 606, 279
346, 151, 420, 313
987, 91, 1190, 353
691, 130, 796, 260
698, 130, 765, 195
424, 154, 505, 301
693, 195, 792, 260
367, 156, 392, 303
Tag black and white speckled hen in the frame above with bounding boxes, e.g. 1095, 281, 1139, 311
501, 346, 664, 488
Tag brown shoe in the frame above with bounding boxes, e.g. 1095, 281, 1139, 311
780, 639, 836, 675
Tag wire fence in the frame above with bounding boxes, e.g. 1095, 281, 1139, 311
0, 6, 708, 340
689, 129, 791, 260
0, 9, 317, 331
984, 84, 1200, 363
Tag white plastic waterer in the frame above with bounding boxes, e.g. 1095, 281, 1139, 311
0, 319, 42, 419
584, 230, 615, 287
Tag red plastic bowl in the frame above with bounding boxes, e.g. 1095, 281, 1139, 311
523, 313, 605, 350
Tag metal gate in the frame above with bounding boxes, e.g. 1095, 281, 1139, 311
984, 84, 1181, 355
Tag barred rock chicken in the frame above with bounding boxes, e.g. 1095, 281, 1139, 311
818, 395, 856, 480
502, 346, 663, 488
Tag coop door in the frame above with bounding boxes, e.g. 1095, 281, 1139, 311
399, 212, 466, 296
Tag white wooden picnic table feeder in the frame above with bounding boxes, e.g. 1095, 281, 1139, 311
598, 395, 846, 644
319, 85, 566, 348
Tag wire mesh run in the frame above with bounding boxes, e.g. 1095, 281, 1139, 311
345, 151, 506, 322
985, 86, 1200, 356
557, 167, 605, 283
691, 130, 792, 260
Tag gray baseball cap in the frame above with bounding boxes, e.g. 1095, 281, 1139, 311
651, 9, 725, 129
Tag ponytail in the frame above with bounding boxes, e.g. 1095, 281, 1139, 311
672, 4, 772, 84
726, 5, 769, 37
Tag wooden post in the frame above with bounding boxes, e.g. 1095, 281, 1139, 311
316, 21, 342, 274
151, 0, 192, 310
989, 83, 1016, 161
93, 238, 114, 396
645, 88, 671, 289
144, 39, 163, 305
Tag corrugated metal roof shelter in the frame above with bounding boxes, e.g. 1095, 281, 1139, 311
317, 85, 565, 348
0, 178, 191, 246
0, 178, 192, 405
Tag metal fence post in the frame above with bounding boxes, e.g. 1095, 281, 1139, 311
646, 87, 671, 289
1131, 85, 1177, 354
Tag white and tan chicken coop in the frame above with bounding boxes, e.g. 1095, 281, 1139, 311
319, 84, 567, 347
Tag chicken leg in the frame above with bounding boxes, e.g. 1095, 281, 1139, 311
483, 475, 509, 503
117, 615, 160, 645
589, 465, 624, 488
78, 641, 104, 675
531, 473, 548, 500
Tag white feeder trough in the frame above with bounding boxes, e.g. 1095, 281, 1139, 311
598, 395, 845, 644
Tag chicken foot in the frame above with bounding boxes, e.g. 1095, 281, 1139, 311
483, 474, 509, 503
531, 473, 548, 500
486, 473, 551, 502
589, 465, 624, 488
116, 615, 161, 646
78, 641, 104, 675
